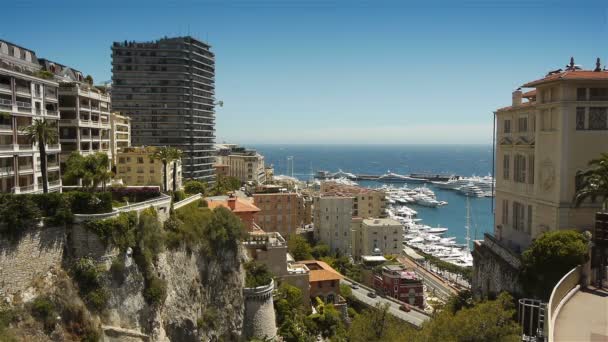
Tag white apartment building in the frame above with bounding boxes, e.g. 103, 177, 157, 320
351, 218, 404, 260
313, 195, 353, 255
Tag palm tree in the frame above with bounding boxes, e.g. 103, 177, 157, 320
574, 152, 608, 211
152, 147, 172, 192
169, 148, 183, 192
22, 119, 58, 193
63, 152, 111, 191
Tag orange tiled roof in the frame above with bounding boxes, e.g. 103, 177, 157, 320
523, 70, 608, 87
207, 197, 261, 213
496, 101, 535, 112
298, 260, 343, 282
522, 90, 536, 98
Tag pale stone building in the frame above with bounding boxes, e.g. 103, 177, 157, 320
110, 112, 131, 165
320, 181, 387, 218
115, 146, 182, 191
313, 195, 353, 255
473, 58, 608, 298
253, 191, 305, 239
215, 143, 266, 184
351, 218, 404, 260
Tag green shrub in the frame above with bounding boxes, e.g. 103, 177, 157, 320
30, 193, 74, 225
184, 180, 207, 195
197, 307, 219, 330
84, 211, 137, 250
143, 275, 167, 306
72, 258, 102, 292
173, 190, 186, 202
110, 257, 126, 284
85, 288, 108, 311
67, 191, 112, 214
245, 261, 273, 288
0, 194, 42, 242
30, 296, 56, 331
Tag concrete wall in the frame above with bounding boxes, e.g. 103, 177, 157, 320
0, 225, 65, 297
472, 234, 522, 299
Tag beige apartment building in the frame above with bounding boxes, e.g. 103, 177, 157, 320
253, 192, 305, 239
0, 40, 62, 193
320, 181, 387, 218
473, 58, 608, 297
110, 112, 131, 165
313, 195, 353, 255
494, 59, 607, 252
216, 143, 266, 184
351, 218, 404, 260
115, 146, 182, 191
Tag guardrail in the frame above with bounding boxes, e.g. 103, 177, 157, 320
173, 193, 203, 209
547, 265, 581, 342
73, 193, 172, 223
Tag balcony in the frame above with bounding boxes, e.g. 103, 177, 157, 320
18, 163, 34, 173
46, 144, 60, 151
15, 85, 31, 96
0, 144, 14, 151
0, 123, 12, 131
0, 83, 11, 93
13, 184, 37, 194
45, 90, 57, 101
0, 98, 13, 108
48, 180, 61, 188
46, 110, 59, 117
0, 166, 14, 176
16, 101, 32, 113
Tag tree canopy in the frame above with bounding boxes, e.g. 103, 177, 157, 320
63, 152, 112, 190
521, 230, 588, 300
288, 235, 313, 261
575, 152, 608, 211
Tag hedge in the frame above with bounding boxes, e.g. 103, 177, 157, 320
66, 192, 113, 214
110, 186, 161, 203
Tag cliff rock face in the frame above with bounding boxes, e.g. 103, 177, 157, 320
105, 246, 245, 341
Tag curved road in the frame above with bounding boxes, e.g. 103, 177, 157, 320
341, 278, 430, 327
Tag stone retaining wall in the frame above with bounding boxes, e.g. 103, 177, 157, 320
0, 225, 65, 297
243, 280, 277, 340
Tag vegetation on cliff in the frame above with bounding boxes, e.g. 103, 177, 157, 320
520, 230, 589, 300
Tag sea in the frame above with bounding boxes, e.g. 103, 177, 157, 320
251, 144, 495, 246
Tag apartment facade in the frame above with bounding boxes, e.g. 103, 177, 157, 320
111, 36, 216, 182
494, 60, 607, 252
373, 264, 424, 308
313, 195, 353, 255
0, 40, 61, 193
110, 112, 131, 164
253, 192, 305, 239
351, 218, 404, 259
473, 58, 608, 297
320, 181, 387, 218
216, 144, 266, 184
115, 146, 182, 191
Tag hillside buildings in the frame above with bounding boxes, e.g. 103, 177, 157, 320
253, 191, 305, 239
373, 264, 424, 308
111, 36, 216, 182
351, 218, 404, 260
320, 181, 387, 218
0, 40, 62, 193
110, 112, 131, 164
313, 195, 353, 255
473, 58, 608, 298
207, 194, 261, 231
215, 144, 266, 184
115, 146, 181, 190
298, 260, 344, 305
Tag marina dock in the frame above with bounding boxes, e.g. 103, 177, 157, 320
315, 171, 456, 182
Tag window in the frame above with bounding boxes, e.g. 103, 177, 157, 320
137, 167, 144, 174
577, 88, 587, 101
137, 157, 144, 164
589, 88, 608, 101
119, 157, 125, 164
527, 205, 533, 234
541, 109, 557, 131
514, 154, 526, 183
518, 117, 528, 133
512, 202, 525, 231
502, 200, 509, 225
589, 107, 607, 130
576, 107, 586, 130
528, 155, 535, 185
503, 155, 510, 180
504, 119, 511, 134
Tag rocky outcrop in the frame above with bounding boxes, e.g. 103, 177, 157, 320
103, 246, 245, 341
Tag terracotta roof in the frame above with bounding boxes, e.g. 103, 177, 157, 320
298, 260, 343, 282
522, 90, 536, 98
496, 101, 535, 112
206, 197, 260, 213
523, 70, 608, 87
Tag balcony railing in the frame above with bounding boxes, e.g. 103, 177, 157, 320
0, 83, 11, 92
0, 166, 14, 174
15, 184, 37, 193
47, 144, 60, 150
16, 101, 32, 108
0, 99, 13, 107
0, 144, 13, 151
46, 110, 59, 117
0, 124, 12, 130
48, 180, 61, 187
15, 86, 31, 94
18, 164, 34, 172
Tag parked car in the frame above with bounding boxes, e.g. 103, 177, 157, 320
399, 304, 411, 312
350, 283, 359, 289
367, 292, 377, 298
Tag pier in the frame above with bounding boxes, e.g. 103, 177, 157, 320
315, 170, 456, 183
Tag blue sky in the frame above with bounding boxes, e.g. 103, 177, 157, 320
4, 0, 607, 144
